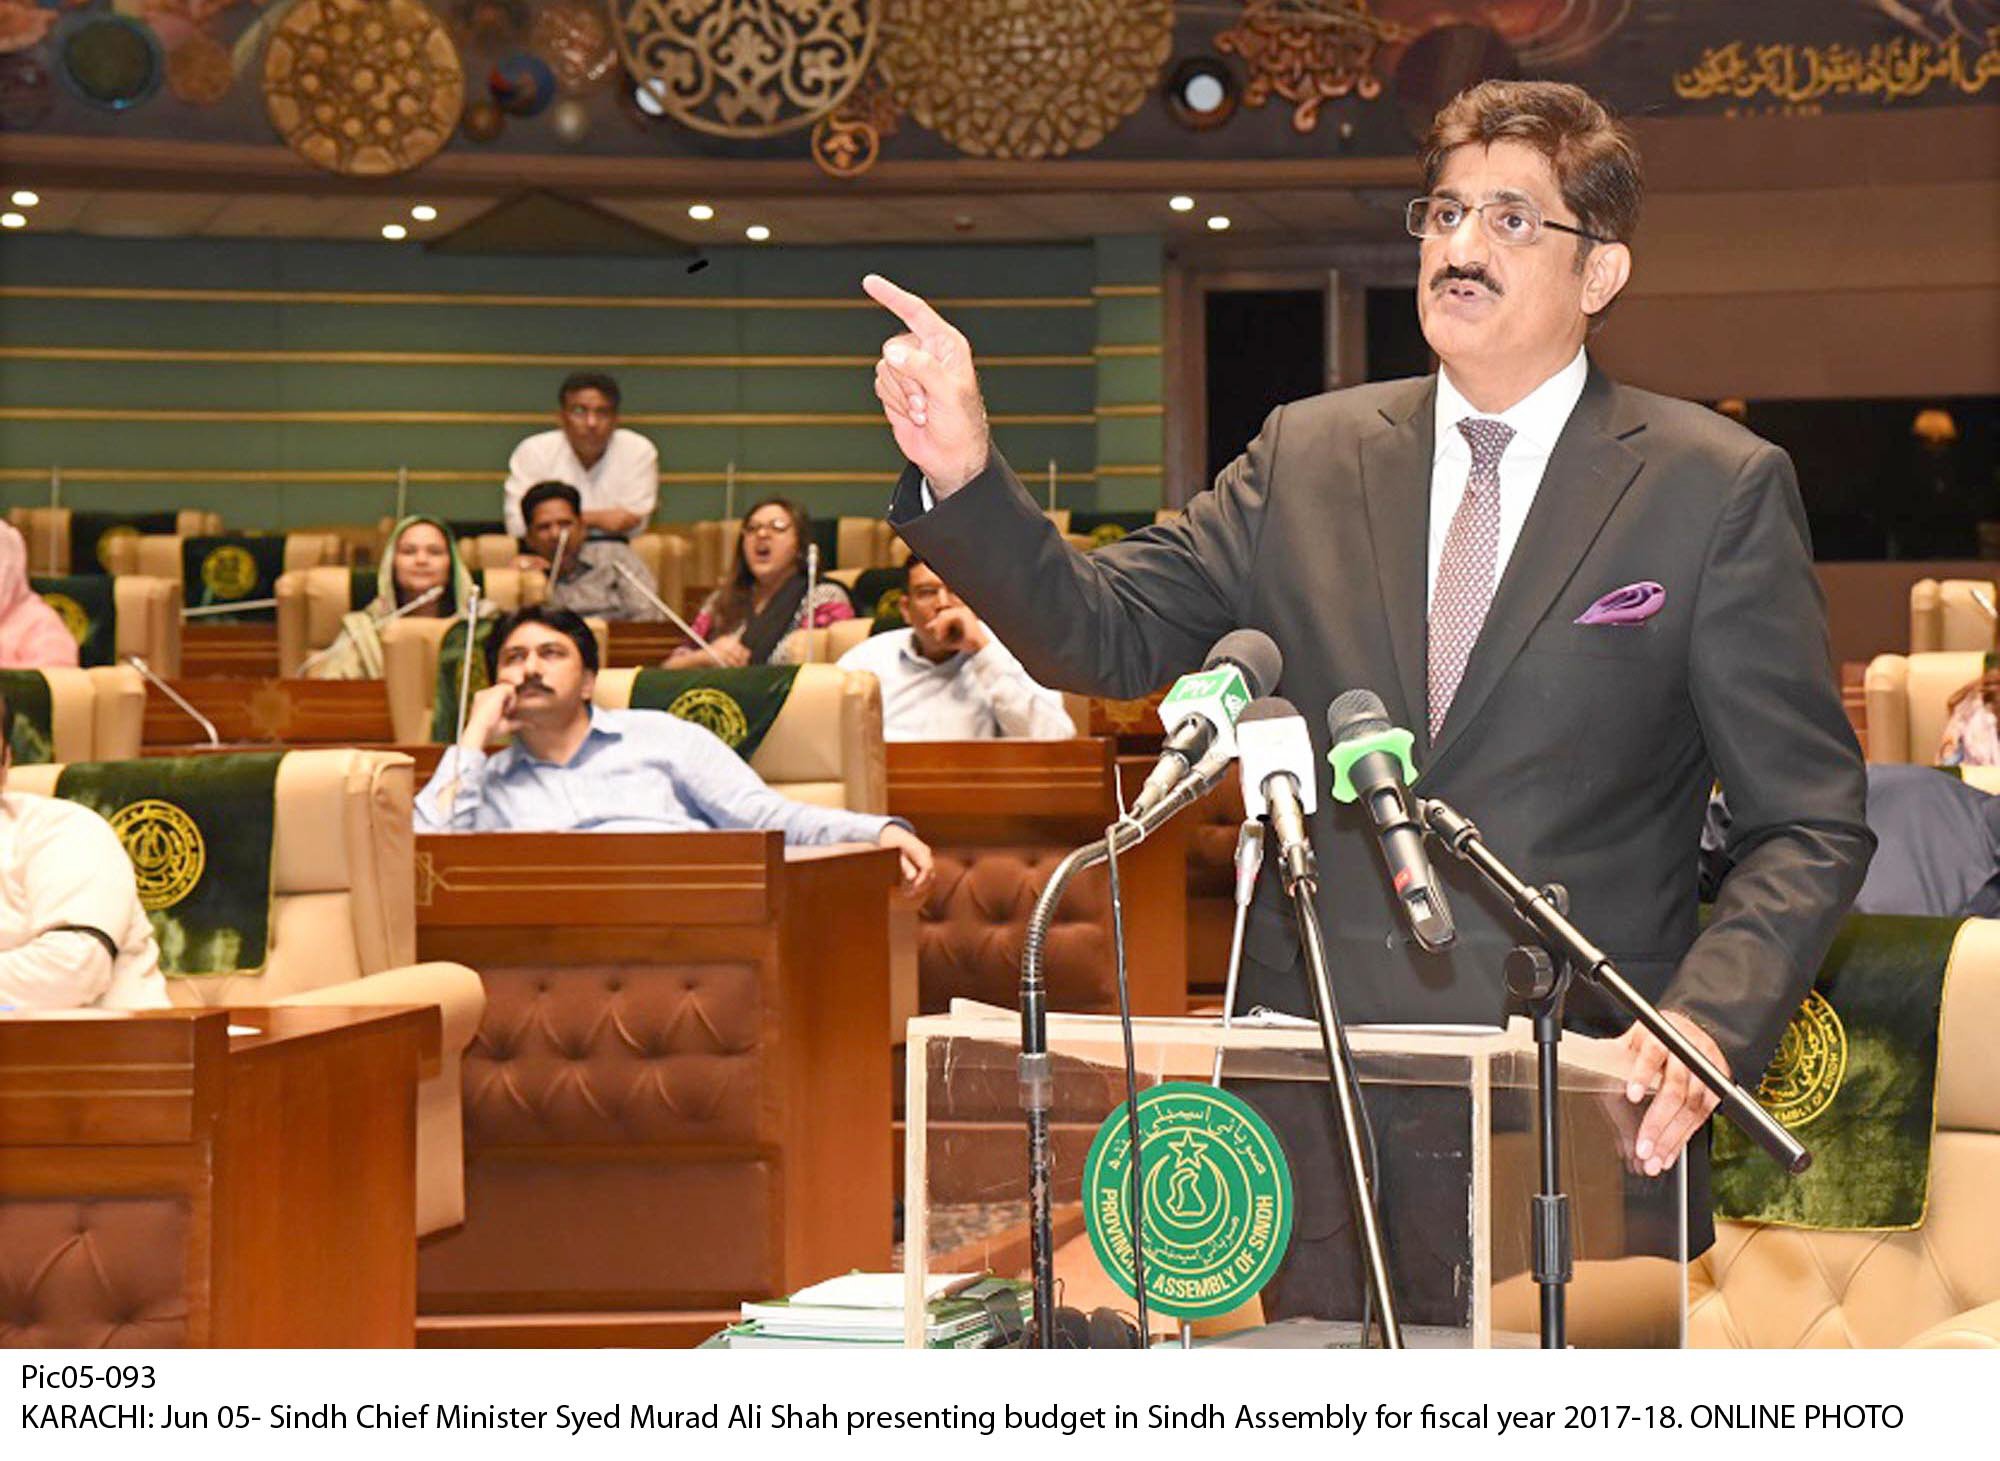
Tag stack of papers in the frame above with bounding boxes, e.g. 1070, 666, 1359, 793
721, 1273, 1026, 1350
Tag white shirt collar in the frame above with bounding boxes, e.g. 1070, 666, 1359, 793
1433, 345, 1589, 462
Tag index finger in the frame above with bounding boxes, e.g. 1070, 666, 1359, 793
863, 272, 946, 335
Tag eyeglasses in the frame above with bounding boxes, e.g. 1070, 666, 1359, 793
742, 519, 794, 538
905, 584, 950, 606
1405, 195, 1610, 248
563, 404, 615, 422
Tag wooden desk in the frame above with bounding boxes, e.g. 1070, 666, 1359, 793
887, 738, 1187, 1018
143, 678, 394, 747
605, 621, 687, 668
181, 622, 278, 678
0, 1004, 437, 1347
412, 831, 897, 1348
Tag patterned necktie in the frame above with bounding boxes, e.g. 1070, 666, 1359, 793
1427, 416, 1515, 741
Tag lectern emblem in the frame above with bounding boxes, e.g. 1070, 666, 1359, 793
1757, 990, 1848, 1129
1083, 1082, 1294, 1320
666, 686, 750, 748
109, 799, 206, 912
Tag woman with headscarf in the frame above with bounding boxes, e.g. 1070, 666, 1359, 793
306, 516, 481, 680
0, 521, 80, 669
665, 497, 851, 668
1939, 650, 2000, 767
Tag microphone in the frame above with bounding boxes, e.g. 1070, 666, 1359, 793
1129, 629, 1282, 819
609, 561, 726, 667
797, 541, 821, 663
1236, 697, 1319, 890
1325, 689, 1455, 953
296, 584, 443, 675
126, 655, 220, 748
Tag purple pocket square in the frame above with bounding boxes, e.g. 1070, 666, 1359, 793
1575, 581, 1666, 626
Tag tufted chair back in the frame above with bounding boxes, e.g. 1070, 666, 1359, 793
8, 748, 484, 1235
10, 508, 221, 575
129, 531, 341, 585
380, 613, 605, 743
1863, 651, 1984, 763
82, 664, 145, 759
1690, 917, 2000, 1347
106, 575, 181, 677
919, 849, 1119, 1013
591, 662, 887, 813
628, 531, 688, 611
1909, 579, 1996, 653
690, 518, 742, 589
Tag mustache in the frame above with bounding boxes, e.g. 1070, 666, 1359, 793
1431, 263, 1503, 296
513, 677, 550, 694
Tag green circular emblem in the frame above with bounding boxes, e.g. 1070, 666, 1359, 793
1757, 990, 1847, 1129
667, 686, 750, 747
201, 544, 258, 600
44, 592, 90, 645
1083, 1081, 1294, 1320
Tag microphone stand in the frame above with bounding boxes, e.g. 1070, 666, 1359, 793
1417, 795, 1813, 1349
1271, 814, 1405, 1348
609, 562, 725, 666
1015, 750, 1233, 1347
125, 656, 221, 748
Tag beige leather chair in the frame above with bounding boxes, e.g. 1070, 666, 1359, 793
1689, 917, 2000, 1347
277, 566, 545, 677
127, 530, 342, 586
691, 518, 741, 590
1863, 651, 1984, 763
382, 614, 607, 744
465, 533, 516, 572
825, 618, 873, 661
8, 667, 98, 763
625, 531, 689, 614
108, 575, 182, 677
836, 516, 879, 569
8, 748, 484, 1236
82, 664, 145, 759
1910, 579, 1996, 653
593, 662, 887, 813
9, 508, 220, 575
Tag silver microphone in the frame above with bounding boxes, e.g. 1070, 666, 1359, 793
797, 541, 821, 663
610, 561, 724, 667
126, 655, 220, 748
295, 584, 443, 675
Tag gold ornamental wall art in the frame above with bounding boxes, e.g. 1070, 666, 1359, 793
1216, 0, 1404, 133
263, 0, 465, 177
877, 0, 1174, 159
610, 0, 878, 138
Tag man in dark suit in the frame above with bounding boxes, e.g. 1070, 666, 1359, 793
863, 82, 1871, 1293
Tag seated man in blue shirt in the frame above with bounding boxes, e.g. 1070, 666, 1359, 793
414, 605, 933, 893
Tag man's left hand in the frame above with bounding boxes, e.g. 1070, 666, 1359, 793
1616, 1012, 1730, 1176
929, 606, 988, 655
878, 824, 934, 897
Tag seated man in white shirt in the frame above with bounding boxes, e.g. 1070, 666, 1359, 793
415, 606, 934, 895
502, 371, 660, 539
0, 690, 168, 1010
837, 557, 1074, 742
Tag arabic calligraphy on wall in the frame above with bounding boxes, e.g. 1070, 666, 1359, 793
1673, 28, 2000, 106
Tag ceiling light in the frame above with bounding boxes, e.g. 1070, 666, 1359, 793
410, 204, 437, 222
381, 223, 408, 241
0, 212, 24, 230
1206, 214, 1231, 231
1168, 195, 1194, 212
10, 190, 38, 208
745, 224, 771, 242
688, 203, 715, 221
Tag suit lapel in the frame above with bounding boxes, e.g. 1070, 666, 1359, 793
1357, 378, 1436, 745
1427, 368, 1648, 773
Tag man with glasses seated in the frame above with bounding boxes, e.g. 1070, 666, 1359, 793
836, 556, 1072, 741
502, 371, 659, 540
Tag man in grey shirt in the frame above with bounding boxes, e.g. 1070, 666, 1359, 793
517, 481, 666, 623
415, 605, 933, 895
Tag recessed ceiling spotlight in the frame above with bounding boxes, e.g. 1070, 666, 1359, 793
0, 212, 24, 230
381, 223, 408, 241
410, 204, 437, 222
745, 224, 771, 242
688, 203, 715, 221
1206, 214, 1231, 231
10, 190, 38, 208
1168, 195, 1194, 212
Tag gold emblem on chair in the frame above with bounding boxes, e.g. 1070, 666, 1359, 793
44, 592, 90, 645
200, 544, 259, 601
95, 525, 138, 572
874, 586, 905, 622
666, 687, 750, 748
109, 799, 207, 912
1757, 990, 1847, 1129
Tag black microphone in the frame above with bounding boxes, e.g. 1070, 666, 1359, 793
1128, 629, 1282, 819
1326, 689, 1455, 953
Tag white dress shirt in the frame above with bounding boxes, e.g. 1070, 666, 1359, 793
837, 626, 1075, 742
0, 792, 167, 1010
1427, 346, 1590, 604
503, 427, 660, 537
